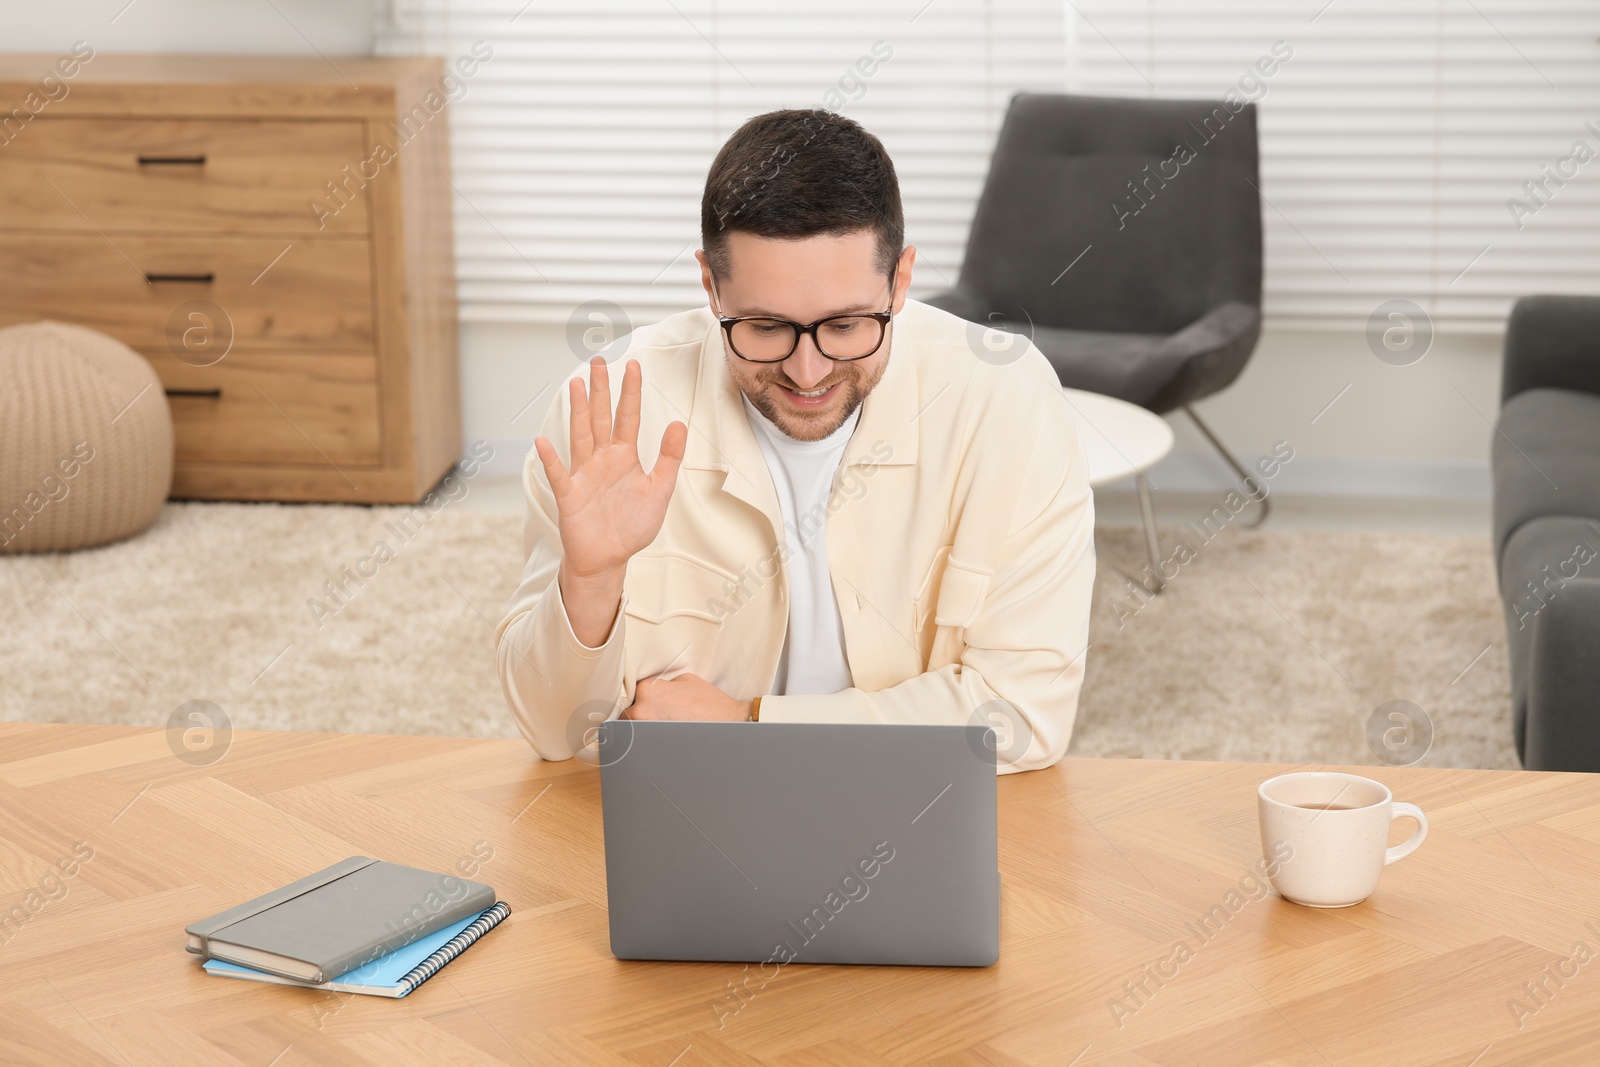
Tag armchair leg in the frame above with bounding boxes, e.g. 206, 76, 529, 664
1182, 405, 1270, 528
1136, 474, 1165, 594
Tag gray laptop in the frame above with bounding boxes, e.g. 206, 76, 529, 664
598, 720, 999, 967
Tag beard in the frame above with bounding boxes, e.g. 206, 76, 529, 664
742, 354, 889, 442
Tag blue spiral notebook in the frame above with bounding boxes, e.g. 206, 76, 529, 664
202, 901, 509, 998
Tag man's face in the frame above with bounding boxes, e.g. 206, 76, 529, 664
698, 230, 914, 442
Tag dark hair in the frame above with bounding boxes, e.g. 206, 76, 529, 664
701, 109, 903, 279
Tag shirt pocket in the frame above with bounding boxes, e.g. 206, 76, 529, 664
913, 545, 953, 639
915, 546, 994, 631
622, 552, 742, 677
913, 546, 992, 670
624, 552, 739, 622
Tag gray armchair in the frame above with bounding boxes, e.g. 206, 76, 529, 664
1493, 295, 1600, 772
927, 92, 1266, 588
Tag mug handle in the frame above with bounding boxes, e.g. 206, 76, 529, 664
1384, 802, 1428, 864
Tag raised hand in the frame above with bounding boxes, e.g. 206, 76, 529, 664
533, 357, 687, 645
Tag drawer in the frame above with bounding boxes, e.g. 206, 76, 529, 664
0, 235, 372, 351
0, 118, 370, 235
144, 350, 383, 467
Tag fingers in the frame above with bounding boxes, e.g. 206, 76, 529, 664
625, 678, 657, 720
613, 359, 643, 447
532, 435, 572, 500
568, 376, 593, 469
588, 356, 614, 446
573, 358, 675, 488
649, 419, 689, 497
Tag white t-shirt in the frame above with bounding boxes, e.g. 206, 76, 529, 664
741, 393, 859, 696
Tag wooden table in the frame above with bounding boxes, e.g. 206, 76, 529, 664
3, 723, 1598, 1066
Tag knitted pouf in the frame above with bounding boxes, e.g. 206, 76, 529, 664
0, 321, 173, 553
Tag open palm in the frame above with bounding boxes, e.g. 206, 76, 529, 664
533, 357, 688, 580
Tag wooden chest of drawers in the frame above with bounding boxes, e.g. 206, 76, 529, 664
0, 55, 461, 503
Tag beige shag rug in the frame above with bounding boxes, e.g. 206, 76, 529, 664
0, 502, 1517, 770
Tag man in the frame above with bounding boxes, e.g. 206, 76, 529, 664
496, 108, 1094, 773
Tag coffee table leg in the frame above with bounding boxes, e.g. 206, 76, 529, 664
1137, 473, 1165, 594
1183, 405, 1270, 528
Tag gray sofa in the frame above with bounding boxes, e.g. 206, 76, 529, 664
1494, 295, 1600, 771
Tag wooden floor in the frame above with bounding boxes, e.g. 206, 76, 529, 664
1, 722, 1598, 1066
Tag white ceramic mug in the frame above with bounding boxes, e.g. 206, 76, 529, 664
1257, 771, 1428, 908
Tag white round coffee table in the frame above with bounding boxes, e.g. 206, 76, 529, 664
1059, 387, 1175, 592
1059, 387, 1174, 487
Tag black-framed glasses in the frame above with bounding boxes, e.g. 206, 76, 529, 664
713, 266, 897, 363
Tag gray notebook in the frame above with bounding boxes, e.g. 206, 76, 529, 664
185, 856, 496, 984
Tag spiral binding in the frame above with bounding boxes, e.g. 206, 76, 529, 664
396, 901, 511, 997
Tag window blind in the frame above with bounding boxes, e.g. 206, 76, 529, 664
373, 0, 1068, 324
377, 1, 1599, 331
1065, 0, 1600, 331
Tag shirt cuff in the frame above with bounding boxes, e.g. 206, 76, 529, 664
750, 690, 876, 724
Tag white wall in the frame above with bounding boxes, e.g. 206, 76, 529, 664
6, 3, 1507, 500
461, 319, 1505, 500
1158, 327, 1501, 500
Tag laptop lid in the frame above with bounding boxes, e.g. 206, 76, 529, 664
598, 720, 999, 967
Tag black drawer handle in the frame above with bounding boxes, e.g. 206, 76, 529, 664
145, 272, 214, 285
165, 387, 222, 399
138, 154, 206, 166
